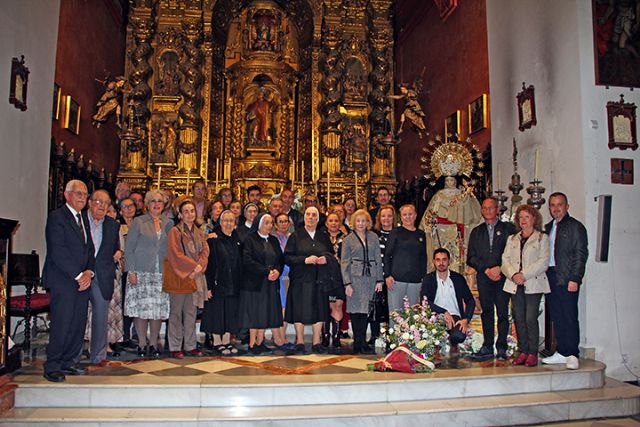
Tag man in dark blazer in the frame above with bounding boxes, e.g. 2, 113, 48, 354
542, 192, 588, 370
82, 190, 121, 364
421, 248, 475, 346
466, 197, 516, 361
42, 180, 95, 382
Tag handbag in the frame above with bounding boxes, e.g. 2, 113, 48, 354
367, 289, 389, 323
162, 257, 197, 294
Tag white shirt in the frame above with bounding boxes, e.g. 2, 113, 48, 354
434, 270, 460, 317
548, 220, 557, 267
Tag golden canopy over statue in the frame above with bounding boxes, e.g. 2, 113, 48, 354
420, 141, 482, 273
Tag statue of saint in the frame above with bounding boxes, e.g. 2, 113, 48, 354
420, 175, 482, 273
388, 80, 427, 139
92, 76, 126, 128
246, 88, 277, 147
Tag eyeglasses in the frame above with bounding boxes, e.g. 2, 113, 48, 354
150, 199, 164, 203
70, 190, 88, 198
91, 199, 110, 206
277, 219, 290, 224
121, 203, 135, 209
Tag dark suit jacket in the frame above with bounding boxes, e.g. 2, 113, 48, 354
92, 215, 121, 300
43, 205, 96, 290
466, 220, 516, 286
420, 270, 476, 321
545, 214, 588, 285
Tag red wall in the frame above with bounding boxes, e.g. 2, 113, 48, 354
51, 0, 127, 175
394, 0, 490, 181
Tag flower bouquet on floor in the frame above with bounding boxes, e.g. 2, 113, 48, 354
368, 296, 449, 373
457, 328, 519, 358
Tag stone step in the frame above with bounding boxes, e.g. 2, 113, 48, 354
3, 379, 639, 426
13, 360, 606, 408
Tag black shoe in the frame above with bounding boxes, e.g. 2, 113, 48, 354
148, 346, 161, 358
120, 339, 137, 350
204, 334, 213, 350
136, 346, 146, 358
496, 348, 508, 360
311, 344, 328, 354
248, 345, 262, 356
294, 343, 307, 355
257, 343, 273, 355
43, 371, 65, 382
360, 344, 375, 355
107, 351, 121, 359
470, 346, 495, 361
61, 366, 87, 375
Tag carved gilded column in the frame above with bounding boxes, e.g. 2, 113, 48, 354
178, 19, 204, 173
319, 2, 344, 180
367, 0, 394, 179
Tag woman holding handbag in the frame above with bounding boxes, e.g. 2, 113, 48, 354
341, 209, 384, 354
165, 199, 209, 359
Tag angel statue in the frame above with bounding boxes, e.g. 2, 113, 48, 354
388, 76, 428, 139
92, 76, 126, 128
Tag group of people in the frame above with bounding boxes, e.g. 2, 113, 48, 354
41, 178, 587, 383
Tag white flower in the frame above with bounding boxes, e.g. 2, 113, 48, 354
402, 332, 411, 340
390, 343, 397, 349
410, 325, 416, 331
388, 328, 394, 334
380, 327, 386, 334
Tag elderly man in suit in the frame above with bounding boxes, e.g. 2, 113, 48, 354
467, 197, 516, 361
82, 190, 121, 364
43, 180, 95, 382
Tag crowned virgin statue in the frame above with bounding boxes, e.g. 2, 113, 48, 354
420, 150, 482, 273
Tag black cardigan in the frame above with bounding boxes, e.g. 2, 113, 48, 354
242, 232, 284, 292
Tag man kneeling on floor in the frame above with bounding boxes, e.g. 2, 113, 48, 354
420, 248, 475, 349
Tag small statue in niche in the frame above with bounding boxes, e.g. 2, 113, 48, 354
343, 58, 367, 103
388, 76, 428, 139
341, 122, 367, 171
155, 117, 178, 165
251, 12, 277, 51
156, 50, 181, 97
92, 75, 126, 128
246, 87, 278, 148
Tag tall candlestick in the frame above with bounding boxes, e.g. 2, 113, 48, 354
215, 159, 219, 191
157, 166, 162, 189
327, 171, 331, 209
534, 149, 540, 180
228, 158, 232, 188
355, 171, 359, 207
186, 169, 191, 196
301, 161, 305, 193
496, 163, 502, 190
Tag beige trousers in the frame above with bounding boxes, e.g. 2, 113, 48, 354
168, 293, 197, 352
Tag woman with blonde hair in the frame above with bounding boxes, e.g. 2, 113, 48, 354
501, 204, 550, 367
341, 209, 384, 354
124, 190, 173, 358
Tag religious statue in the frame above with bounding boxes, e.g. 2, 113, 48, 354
341, 121, 367, 171
251, 13, 277, 51
92, 76, 126, 128
388, 77, 427, 139
151, 115, 178, 165
246, 87, 277, 148
156, 50, 181, 97
419, 144, 482, 273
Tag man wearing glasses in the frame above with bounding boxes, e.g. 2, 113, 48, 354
42, 180, 96, 382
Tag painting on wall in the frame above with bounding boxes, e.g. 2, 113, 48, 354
606, 94, 637, 151
63, 96, 81, 135
444, 110, 461, 142
593, 0, 640, 88
468, 94, 488, 134
611, 158, 633, 184
517, 83, 537, 132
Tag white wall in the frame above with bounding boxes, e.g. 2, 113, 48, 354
0, 1, 61, 257
487, 0, 640, 381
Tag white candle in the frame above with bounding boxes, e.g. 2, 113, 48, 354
186, 169, 191, 196
228, 158, 232, 188
534, 148, 540, 180
327, 171, 331, 209
496, 163, 501, 190
215, 159, 219, 191
355, 172, 359, 207
301, 161, 305, 193
157, 166, 162, 189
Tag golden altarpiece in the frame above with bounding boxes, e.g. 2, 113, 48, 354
118, 0, 397, 206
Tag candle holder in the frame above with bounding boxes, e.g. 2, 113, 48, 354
493, 189, 508, 216
509, 173, 524, 205
526, 179, 546, 210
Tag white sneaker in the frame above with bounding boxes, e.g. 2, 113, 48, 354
542, 352, 567, 364
566, 355, 579, 370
